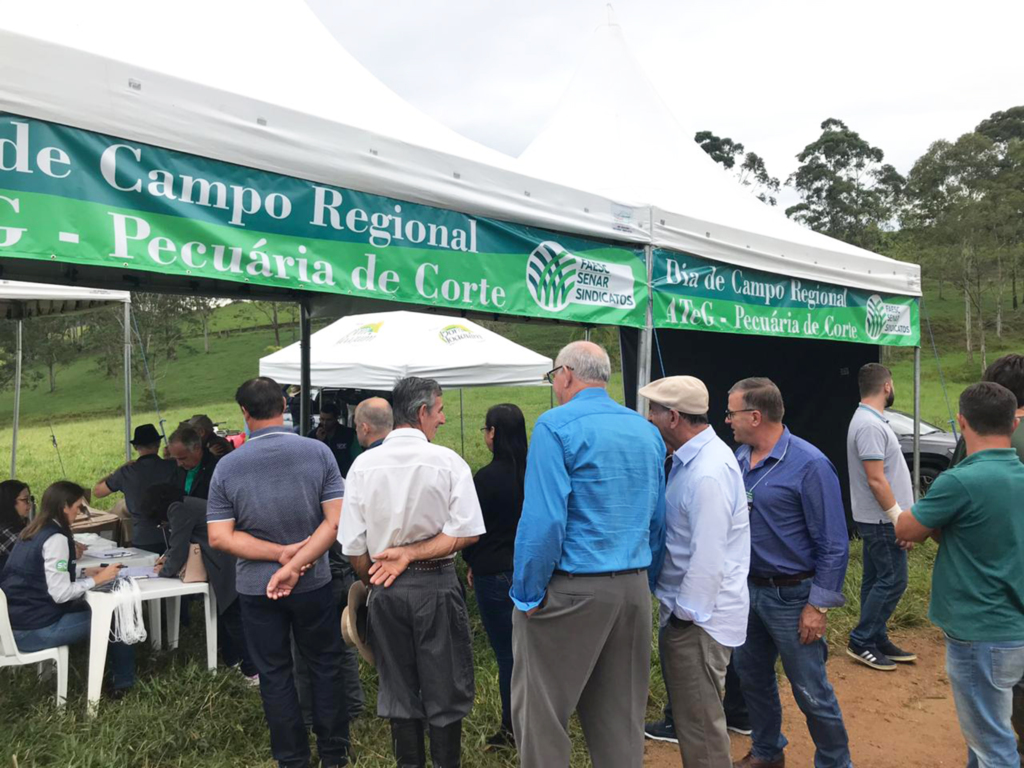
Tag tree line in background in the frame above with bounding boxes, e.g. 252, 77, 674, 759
696, 105, 1024, 372
0, 298, 298, 395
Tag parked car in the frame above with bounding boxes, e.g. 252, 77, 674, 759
884, 408, 958, 495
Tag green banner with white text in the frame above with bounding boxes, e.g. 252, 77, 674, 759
0, 114, 647, 327
653, 248, 919, 347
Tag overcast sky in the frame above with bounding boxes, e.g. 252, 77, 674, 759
308, 0, 1022, 207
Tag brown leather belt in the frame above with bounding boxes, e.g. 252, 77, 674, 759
748, 571, 814, 587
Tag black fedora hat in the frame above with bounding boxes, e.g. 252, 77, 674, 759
130, 424, 162, 446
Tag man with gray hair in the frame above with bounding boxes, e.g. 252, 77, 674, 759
339, 376, 485, 768
168, 424, 220, 500
353, 397, 393, 449
511, 341, 666, 768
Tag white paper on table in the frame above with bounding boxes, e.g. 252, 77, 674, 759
118, 566, 158, 580
84, 548, 135, 559
75, 533, 115, 550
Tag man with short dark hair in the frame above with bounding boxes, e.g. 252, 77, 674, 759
168, 425, 219, 500
891, 382, 1024, 768
845, 363, 916, 671
208, 376, 352, 768
511, 341, 666, 768
641, 375, 749, 768
339, 376, 484, 768
94, 423, 179, 553
309, 401, 360, 477
727, 377, 852, 768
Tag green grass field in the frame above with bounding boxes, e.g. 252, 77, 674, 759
0, 284, 1014, 767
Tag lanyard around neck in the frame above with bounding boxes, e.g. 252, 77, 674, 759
745, 439, 789, 493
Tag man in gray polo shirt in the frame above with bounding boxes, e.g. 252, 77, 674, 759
208, 377, 352, 768
846, 363, 916, 671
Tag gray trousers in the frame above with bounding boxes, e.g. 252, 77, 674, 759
661, 621, 733, 768
511, 571, 651, 768
367, 564, 475, 727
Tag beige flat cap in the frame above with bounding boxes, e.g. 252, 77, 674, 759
639, 376, 709, 415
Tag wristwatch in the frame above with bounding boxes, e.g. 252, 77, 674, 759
809, 604, 829, 614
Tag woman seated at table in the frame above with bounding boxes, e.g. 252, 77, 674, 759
140, 483, 257, 682
0, 480, 33, 571
0, 480, 135, 696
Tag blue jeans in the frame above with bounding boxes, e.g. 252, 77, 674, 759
850, 522, 908, 648
474, 570, 515, 732
14, 606, 135, 690
946, 635, 1024, 767
733, 580, 852, 768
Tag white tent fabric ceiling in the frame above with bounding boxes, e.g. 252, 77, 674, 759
0, 1, 919, 309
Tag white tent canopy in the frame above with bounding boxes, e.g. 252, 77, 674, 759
259, 311, 552, 390
0, 280, 131, 320
0, 0, 648, 249
2, 281, 132, 478
517, 16, 921, 298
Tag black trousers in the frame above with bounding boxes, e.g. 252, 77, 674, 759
239, 583, 351, 768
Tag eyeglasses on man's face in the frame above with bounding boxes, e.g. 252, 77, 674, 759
544, 365, 574, 384
724, 408, 757, 421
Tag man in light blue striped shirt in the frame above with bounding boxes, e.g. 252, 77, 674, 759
642, 375, 750, 768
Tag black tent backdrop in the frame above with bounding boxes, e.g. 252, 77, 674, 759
621, 327, 880, 521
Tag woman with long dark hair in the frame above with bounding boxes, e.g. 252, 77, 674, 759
0, 480, 32, 569
0, 481, 135, 696
463, 403, 528, 749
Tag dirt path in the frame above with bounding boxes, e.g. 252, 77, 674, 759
644, 626, 967, 767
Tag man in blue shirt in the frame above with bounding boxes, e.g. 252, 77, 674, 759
510, 341, 666, 768
727, 377, 853, 768
641, 375, 749, 768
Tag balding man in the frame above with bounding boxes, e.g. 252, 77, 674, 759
353, 397, 393, 449
511, 341, 666, 768
641, 376, 749, 768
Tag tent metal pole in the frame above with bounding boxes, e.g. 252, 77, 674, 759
636, 245, 654, 416
11, 320, 22, 479
459, 389, 465, 457
299, 300, 312, 435
124, 303, 132, 462
913, 345, 922, 501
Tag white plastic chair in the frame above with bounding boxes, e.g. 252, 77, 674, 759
0, 587, 69, 708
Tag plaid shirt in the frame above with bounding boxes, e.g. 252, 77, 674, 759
0, 524, 20, 559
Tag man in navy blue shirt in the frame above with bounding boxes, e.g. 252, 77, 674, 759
510, 341, 666, 768
727, 377, 853, 768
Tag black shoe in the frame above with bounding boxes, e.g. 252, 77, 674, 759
644, 718, 678, 744
877, 639, 917, 663
390, 718, 425, 768
726, 717, 753, 736
483, 727, 515, 751
846, 642, 896, 671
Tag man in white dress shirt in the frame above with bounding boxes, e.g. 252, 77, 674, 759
640, 375, 751, 768
339, 376, 485, 768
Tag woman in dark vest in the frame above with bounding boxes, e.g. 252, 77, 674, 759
0, 481, 135, 695
0, 479, 32, 571
139, 483, 257, 682
462, 403, 529, 750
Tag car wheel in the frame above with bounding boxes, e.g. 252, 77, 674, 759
918, 465, 942, 496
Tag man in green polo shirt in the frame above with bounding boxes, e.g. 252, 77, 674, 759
890, 382, 1024, 767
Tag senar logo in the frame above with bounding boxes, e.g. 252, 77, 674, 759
527, 241, 578, 312
865, 295, 887, 341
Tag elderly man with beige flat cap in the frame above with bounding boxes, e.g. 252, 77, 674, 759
640, 375, 751, 768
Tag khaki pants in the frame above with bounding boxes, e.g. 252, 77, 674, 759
662, 621, 733, 768
511, 571, 650, 768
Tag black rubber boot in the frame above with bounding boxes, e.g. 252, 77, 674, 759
390, 718, 426, 768
428, 720, 462, 768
